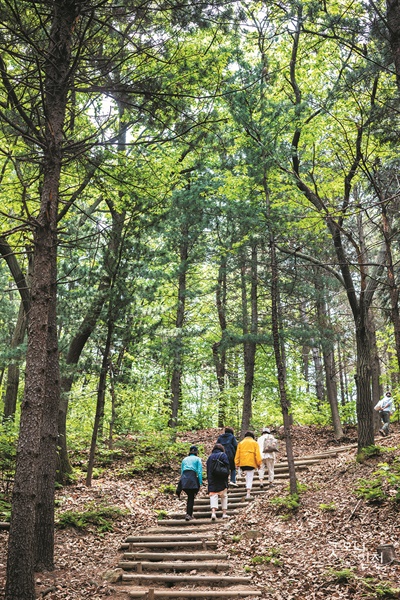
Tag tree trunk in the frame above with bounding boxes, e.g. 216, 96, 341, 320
3, 302, 26, 419
168, 233, 188, 428
86, 314, 113, 487
386, 0, 400, 89
315, 284, 343, 438
381, 204, 400, 372
6, 3, 80, 596
270, 236, 297, 495
312, 347, 325, 405
355, 315, 375, 449
214, 256, 228, 427
300, 304, 310, 392
369, 309, 382, 432
57, 187, 126, 481
337, 341, 347, 406
240, 245, 258, 437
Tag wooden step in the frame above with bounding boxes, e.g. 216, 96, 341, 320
168, 509, 242, 519
194, 497, 244, 505
125, 534, 214, 542
157, 519, 218, 527
128, 589, 262, 598
119, 560, 230, 571
122, 552, 228, 561
193, 502, 247, 511
122, 574, 252, 585
120, 540, 218, 550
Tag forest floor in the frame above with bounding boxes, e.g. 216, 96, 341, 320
0, 423, 399, 599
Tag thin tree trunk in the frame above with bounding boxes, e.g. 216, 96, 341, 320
312, 347, 325, 405
86, 314, 113, 487
3, 302, 26, 419
300, 304, 310, 392
270, 235, 297, 495
57, 161, 125, 481
315, 286, 343, 439
240, 245, 258, 437
386, 0, 400, 89
369, 309, 382, 432
337, 341, 347, 406
214, 256, 228, 427
168, 233, 188, 428
381, 204, 400, 372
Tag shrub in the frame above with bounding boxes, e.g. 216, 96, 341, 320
57, 502, 127, 532
354, 459, 400, 504
326, 568, 355, 583
319, 502, 337, 512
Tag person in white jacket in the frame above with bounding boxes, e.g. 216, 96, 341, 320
257, 427, 278, 488
374, 391, 395, 436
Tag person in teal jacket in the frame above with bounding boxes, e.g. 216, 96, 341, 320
176, 445, 203, 520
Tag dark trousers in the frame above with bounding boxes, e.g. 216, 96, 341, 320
381, 411, 390, 433
185, 489, 196, 516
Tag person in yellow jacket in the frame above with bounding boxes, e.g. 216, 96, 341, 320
234, 431, 262, 499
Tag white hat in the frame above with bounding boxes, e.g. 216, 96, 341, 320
262, 427, 270, 434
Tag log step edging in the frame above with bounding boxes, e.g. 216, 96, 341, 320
119, 560, 230, 571
122, 574, 252, 584
128, 589, 262, 598
123, 552, 228, 561
120, 541, 218, 550
125, 534, 215, 542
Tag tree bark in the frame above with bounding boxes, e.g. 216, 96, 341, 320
6, 2, 80, 596
86, 312, 113, 487
386, 0, 400, 89
315, 284, 343, 439
270, 236, 297, 495
213, 256, 228, 427
240, 245, 258, 437
168, 231, 188, 428
3, 302, 26, 419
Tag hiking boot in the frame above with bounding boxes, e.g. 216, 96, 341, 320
230, 482, 239, 487
245, 495, 254, 501
259, 483, 264, 489
222, 513, 229, 519
379, 429, 385, 437
185, 514, 194, 521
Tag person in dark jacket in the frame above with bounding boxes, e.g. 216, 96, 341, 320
216, 427, 238, 486
206, 443, 230, 521
176, 445, 203, 521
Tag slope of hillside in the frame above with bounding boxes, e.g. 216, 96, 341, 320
0, 424, 398, 599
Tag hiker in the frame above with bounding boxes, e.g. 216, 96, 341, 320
257, 427, 279, 488
374, 391, 395, 437
234, 431, 262, 500
176, 445, 203, 521
216, 427, 238, 486
206, 443, 230, 521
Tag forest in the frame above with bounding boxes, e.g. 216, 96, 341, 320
0, 0, 399, 598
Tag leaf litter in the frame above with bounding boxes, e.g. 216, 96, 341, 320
0, 424, 398, 599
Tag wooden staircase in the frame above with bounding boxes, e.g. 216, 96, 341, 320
117, 445, 355, 599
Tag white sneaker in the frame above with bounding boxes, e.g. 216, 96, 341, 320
222, 513, 229, 519
211, 512, 216, 521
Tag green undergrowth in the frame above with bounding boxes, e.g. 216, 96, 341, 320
250, 548, 282, 567
326, 568, 400, 598
354, 457, 400, 504
356, 444, 386, 463
56, 501, 128, 532
269, 482, 308, 519
0, 496, 11, 522
69, 432, 196, 478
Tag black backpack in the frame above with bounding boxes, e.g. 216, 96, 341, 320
210, 454, 230, 479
